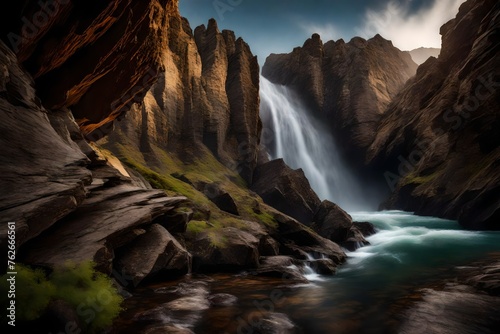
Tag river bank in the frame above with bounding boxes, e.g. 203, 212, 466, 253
112, 212, 500, 333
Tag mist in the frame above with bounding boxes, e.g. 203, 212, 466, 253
357, 0, 464, 50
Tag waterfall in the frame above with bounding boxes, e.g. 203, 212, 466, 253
259, 76, 376, 211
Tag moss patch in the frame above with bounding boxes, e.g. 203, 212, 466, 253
207, 230, 229, 249
0, 262, 123, 333
100, 138, 278, 234
401, 170, 441, 186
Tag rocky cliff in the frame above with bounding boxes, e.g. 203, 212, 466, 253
98, 10, 366, 272
0, 0, 175, 257
104, 15, 261, 185
367, 0, 499, 229
262, 33, 417, 163
0, 0, 175, 137
0, 0, 360, 296
0, 3, 382, 332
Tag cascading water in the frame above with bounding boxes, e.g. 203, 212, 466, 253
259, 76, 377, 211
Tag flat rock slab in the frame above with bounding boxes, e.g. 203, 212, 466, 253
22, 184, 187, 272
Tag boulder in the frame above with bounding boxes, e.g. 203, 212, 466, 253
254, 265, 308, 283
467, 261, 500, 295
270, 209, 346, 265
252, 159, 321, 223
307, 258, 337, 275
339, 227, 369, 252
255, 256, 308, 282
154, 280, 210, 297
353, 221, 377, 237
208, 293, 238, 307
399, 288, 500, 334
259, 256, 297, 268
312, 200, 353, 242
258, 235, 280, 256
193, 181, 239, 216
255, 313, 297, 334
21, 184, 188, 274
115, 224, 192, 286
134, 295, 209, 331
188, 226, 260, 271
154, 207, 194, 234
212, 192, 239, 216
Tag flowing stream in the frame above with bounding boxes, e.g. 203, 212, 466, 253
114, 212, 500, 333
195, 212, 500, 333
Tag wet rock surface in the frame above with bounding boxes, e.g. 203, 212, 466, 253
400, 286, 500, 334
312, 200, 353, 242
399, 256, 500, 333
187, 225, 261, 271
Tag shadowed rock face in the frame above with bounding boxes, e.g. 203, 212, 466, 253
0, 1, 196, 283
262, 33, 417, 163
0, 41, 91, 249
107, 16, 261, 184
0, 0, 174, 137
367, 0, 500, 229
251, 159, 321, 224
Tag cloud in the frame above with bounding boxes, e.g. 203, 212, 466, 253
357, 0, 465, 50
299, 22, 342, 42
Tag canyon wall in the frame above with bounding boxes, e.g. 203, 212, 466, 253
0, 0, 175, 136
367, 0, 499, 229
261, 0, 499, 229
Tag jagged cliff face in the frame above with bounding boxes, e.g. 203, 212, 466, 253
262, 33, 417, 162
0, 0, 176, 250
0, 0, 174, 137
107, 15, 261, 184
367, 0, 500, 229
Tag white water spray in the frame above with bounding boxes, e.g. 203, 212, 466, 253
260, 76, 375, 211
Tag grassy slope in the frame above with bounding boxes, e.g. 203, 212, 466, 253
98, 131, 277, 244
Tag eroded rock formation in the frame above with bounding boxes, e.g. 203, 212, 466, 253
0, 0, 192, 283
106, 15, 261, 184
0, 0, 174, 136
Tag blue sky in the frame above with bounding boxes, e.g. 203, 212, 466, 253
180, 0, 465, 64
